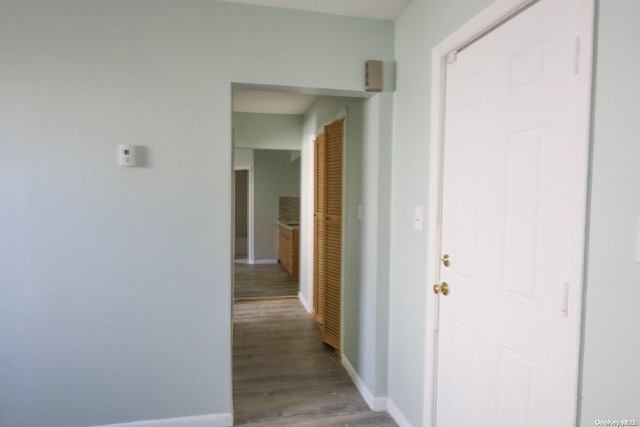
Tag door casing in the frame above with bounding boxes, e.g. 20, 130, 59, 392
234, 166, 254, 264
422, 0, 596, 425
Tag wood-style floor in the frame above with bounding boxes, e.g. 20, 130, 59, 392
233, 298, 397, 426
234, 263, 298, 300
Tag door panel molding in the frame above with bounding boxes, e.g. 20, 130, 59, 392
423, 0, 595, 425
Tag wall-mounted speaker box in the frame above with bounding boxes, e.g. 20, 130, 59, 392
366, 60, 383, 92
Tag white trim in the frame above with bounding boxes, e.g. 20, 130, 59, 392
247, 166, 254, 264
93, 413, 233, 427
302, 133, 315, 330
298, 291, 312, 313
251, 259, 278, 264
387, 400, 412, 427
423, 0, 595, 426
338, 110, 347, 352
341, 355, 388, 412
233, 165, 254, 264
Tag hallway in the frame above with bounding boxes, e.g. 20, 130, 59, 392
234, 263, 298, 300
232, 298, 397, 426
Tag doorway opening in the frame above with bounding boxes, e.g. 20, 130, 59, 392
234, 148, 301, 301
229, 83, 385, 424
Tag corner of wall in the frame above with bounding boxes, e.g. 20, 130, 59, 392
341, 354, 388, 412
386, 400, 413, 427
298, 291, 312, 313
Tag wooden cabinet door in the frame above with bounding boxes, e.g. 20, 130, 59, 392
279, 229, 286, 265
291, 229, 299, 278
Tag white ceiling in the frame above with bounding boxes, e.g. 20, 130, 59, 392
233, 90, 319, 115
219, 0, 412, 21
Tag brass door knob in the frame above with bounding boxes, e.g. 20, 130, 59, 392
442, 254, 451, 267
433, 282, 450, 296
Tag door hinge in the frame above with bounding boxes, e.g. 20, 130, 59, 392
573, 37, 581, 75
446, 51, 458, 65
561, 282, 569, 317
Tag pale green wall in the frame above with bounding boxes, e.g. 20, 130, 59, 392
7, 0, 634, 425
0, 0, 393, 425
390, 1, 492, 424
352, 93, 393, 398
233, 112, 302, 261
391, 0, 640, 426
580, 1, 640, 424
253, 150, 300, 261
299, 93, 392, 404
300, 97, 361, 309
233, 113, 303, 150
234, 148, 254, 169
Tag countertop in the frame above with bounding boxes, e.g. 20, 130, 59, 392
278, 221, 300, 230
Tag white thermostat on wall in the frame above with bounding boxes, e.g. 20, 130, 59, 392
118, 144, 137, 167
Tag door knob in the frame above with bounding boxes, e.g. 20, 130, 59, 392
433, 282, 450, 296
442, 254, 451, 267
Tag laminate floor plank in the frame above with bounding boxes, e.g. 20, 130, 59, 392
232, 299, 397, 426
234, 263, 298, 300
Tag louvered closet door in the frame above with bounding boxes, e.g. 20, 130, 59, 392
322, 121, 343, 349
313, 135, 326, 325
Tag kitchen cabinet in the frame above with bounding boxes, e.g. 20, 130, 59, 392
278, 223, 299, 278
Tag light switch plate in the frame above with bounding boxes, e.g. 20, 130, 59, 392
414, 206, 424, 231
118, 144, 136, 167
357, 205, 363, 221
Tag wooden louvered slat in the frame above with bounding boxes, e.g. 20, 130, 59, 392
326, 124, 342, 219
313, 135, 326, 325
322, 120, 343, 349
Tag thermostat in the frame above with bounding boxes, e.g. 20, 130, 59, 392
118, 144, 137, 167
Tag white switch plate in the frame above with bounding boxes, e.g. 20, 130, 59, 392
357, 205, 363, 221
118, 144, 136, 167
414, 206, 424, 231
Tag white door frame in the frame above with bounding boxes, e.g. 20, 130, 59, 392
234, 166, 254, 264
422, 0, 595, 425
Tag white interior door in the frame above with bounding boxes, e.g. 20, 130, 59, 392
435, 1, 590, 425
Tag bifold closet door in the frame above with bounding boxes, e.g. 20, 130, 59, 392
322, 121, 343, 349
313, 135, 326, 325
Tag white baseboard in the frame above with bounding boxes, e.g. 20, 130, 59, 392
387, 400, 412, 427
94, 413, 233, 427
341, 355, 388, 412
252, 259, 278, 264
298, 291, 311, 313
